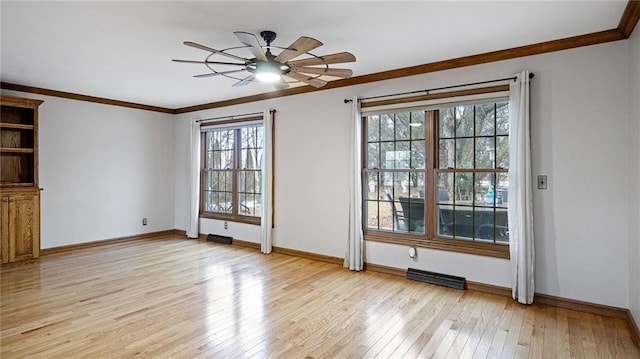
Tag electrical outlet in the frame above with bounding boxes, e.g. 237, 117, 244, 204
537, 175, 548, 190
224, 221, 228, 230
142, 218, 147, 226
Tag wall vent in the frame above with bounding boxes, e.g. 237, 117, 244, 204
206, 234, 233, 245
407, 268, 466, 290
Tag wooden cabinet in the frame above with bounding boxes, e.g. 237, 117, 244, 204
1, 95, 43, 263
1, 189, 40, 263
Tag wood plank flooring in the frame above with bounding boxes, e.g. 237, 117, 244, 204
1, 236, 639, 358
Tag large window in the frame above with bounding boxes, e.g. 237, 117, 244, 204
201, 118, 263, 225
363, 99, 510, 258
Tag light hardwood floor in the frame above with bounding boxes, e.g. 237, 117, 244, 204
1, 236, 639, 358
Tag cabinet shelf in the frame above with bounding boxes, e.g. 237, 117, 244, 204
0, 123, 34, 130
0, 147, 34, 154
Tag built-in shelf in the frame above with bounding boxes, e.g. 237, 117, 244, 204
0, 123, 34, 130
1, 94, 43, 264
0, 148, 35, 154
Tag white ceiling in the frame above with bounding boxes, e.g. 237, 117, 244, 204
0, 1, 629, 109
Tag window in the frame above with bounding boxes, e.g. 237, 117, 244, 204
201, 118, 263, 225
363, 99, 510, 258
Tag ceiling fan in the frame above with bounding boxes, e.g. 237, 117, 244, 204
173, 30, 356, 89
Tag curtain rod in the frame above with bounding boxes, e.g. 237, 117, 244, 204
196, 111, 266, 123
343, 73, 534, 104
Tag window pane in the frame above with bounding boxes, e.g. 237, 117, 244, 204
475, 137, 495, 169
496, 208, 509, 244
241, 147, 262, 170
408, 172, 425, 198
437, 204, 454, 237
474, 172, 495, 207
380, 114, 394, 141
393, 172, 409, 200
381, 142, 395, 169
379, 198, 394, 232
497, 172, 508, 208
474, 208, 495, 242
395, 113, 410, 141
410, 141, 425, 169
366, 200, 379, 230
439, 108, 455, 138
475, 103, 495, 136
437, 172, 453, 204
496, 101, 509, 135
401, 197, 424, 234
238, 170, 260, 217
455, 105, 474, 137
410, 111, 425, 140
254, 171, 262, 194
455, 138, 473, 169
454, 206, 473, 240
454, 172, 473, 203
367, 115, 380, 142
496, 136, 509, 169
367, 143, 379, 169
208, 130, 235, 170
395, 141, 410, 169
204, 170, 233, 213
439, 139, 455, 169
240, 127, 263, 170
365, 172, 379, 200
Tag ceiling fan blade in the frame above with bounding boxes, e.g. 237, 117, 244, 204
193, 69, 247, 78
290, 66, 353, 78
233, 32, 267, 62
274, 36, 323, 63
285, 71, 327, 88
274, 78, 290, 90
183, 41, 249, 62
287, 52, 356, 67
233, 75, 255, 87
172, 59, 246, 66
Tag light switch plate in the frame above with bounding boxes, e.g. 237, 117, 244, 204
537, 175, 548, 190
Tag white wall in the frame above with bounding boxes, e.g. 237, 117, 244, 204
2, 90, 176, 248
628, 27, 640, 328
175, 40, 631, 308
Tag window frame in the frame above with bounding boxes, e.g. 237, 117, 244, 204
362, 96, 511, 259
199, 116, 264, 226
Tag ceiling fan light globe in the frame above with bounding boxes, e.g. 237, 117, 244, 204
254, 60, 284, 83
255, 71, 282, 83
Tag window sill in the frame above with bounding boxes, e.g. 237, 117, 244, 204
200, 212, 261, 226
364, 231, 510, 259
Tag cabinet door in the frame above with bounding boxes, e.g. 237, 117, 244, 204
8, 194, 40, 262
0, 197, 8, 263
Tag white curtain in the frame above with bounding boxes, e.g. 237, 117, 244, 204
186, 118, 201, 239
345, 96, 364, 271
508, 70, 535, 304
261, 110, 275, 254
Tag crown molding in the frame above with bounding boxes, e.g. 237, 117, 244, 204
0, 82, 174, 114
618, 0, 640, 38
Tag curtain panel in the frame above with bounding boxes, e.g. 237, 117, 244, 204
261, 110, 275, 254
345, 96, 364, 271
508, 70, 535, 304
186, 118, 201, 239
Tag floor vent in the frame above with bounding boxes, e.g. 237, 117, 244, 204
407, 268, 466, 290
206, 234, 233, 245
